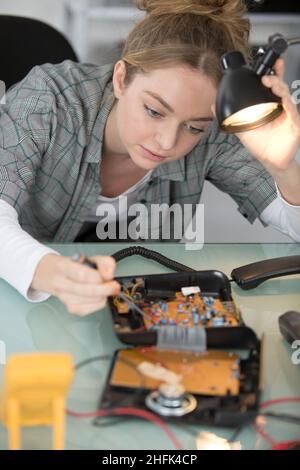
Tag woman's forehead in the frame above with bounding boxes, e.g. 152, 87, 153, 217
130, 65, 216, 114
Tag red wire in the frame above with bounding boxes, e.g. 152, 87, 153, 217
260, 396, 300, 409
66, 406, 183, 450
254, 423, 277, 447
256, 396, 300, 449
272, 441, 300, 450
66, 397, 300, 450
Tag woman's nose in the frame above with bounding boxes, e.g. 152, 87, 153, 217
154, 124, 179, 151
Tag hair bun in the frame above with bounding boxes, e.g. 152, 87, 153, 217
136, 0, 243, 19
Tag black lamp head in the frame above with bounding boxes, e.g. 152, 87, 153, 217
216, 34, 289, 134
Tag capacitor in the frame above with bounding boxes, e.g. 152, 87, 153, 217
212, 317, 224, 326
193, 311, 199, 326
203, 296, 214, 307
206, 309, 213, 320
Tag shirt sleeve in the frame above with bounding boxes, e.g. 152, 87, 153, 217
0, 65, 56, 214
0, 200, 59, 301
205, 132, 277, 223
259, 185, 300, 242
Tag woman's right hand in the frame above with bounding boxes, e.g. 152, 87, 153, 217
31, 253, 120, 316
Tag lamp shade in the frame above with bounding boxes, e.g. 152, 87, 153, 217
216, 51, 283, 133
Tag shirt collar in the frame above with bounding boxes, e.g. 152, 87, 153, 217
85, 70, 115, 164
152, 156, 186, 182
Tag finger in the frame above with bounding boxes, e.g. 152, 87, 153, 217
61, 258, 103, 284
270, 82, 289, 99
55, 277, 120, 299
261, 77, 290, 102
282, 94, 300, 126
273, 58, 285, 79
60, 281, 120, 314
262, 74, 289, 95
90, 256, 116, 282
262, 73, 300, 123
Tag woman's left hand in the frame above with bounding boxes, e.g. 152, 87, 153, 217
237, 59, 300, 173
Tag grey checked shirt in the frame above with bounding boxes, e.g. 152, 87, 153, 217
0, 60, 276, 242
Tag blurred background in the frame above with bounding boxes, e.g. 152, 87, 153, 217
0, 0, 299, 242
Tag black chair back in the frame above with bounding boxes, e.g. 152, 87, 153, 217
0, 15, 78, 90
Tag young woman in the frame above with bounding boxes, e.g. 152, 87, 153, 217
0, 0, 299, 316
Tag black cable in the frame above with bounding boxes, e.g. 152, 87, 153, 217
111, 246, 197, 273
228, 416, 256, 442
75, 352, 147, 411
75, 355, 112, 370
93, 413, 200, 440
75, 353, 145, 388
92, 415, 138, 428
228, 411, 300, 443
261, 411, 300, 425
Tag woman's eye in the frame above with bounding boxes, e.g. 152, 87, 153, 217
185, 124, 204, 135
144, 105, 162, 118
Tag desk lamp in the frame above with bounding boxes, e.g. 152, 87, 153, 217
216, 33, 300, 133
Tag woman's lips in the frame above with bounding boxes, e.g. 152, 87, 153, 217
140, 145, 167, 162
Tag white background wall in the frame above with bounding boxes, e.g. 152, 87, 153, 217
0, 1, 299, 242
0, 0, 65, 30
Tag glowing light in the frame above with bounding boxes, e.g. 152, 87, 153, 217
223, 102, 279, 128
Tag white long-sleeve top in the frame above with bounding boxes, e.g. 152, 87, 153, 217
0, 200, 58, 302
0, 185, 300, 302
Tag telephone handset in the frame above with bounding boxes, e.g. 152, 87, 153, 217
231, 255, 300, 290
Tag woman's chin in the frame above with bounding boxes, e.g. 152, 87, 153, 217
128, 156, 156, 170
130, 147, 166, 170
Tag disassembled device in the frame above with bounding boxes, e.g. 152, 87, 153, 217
98, 270, 261, 427
75, 250, 299, 426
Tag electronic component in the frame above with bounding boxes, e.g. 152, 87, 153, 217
100, 270, 261, 427
99, 341, 260, 426
111, 279, 240, 335
109, 347, 240, 396
278, 311, 300, 344
145, 383, 197, 417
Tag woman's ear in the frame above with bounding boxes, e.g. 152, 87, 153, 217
211, 103, 216, 118
112, 60, 127, 99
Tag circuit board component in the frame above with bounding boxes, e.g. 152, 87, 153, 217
113, 281, 240, 330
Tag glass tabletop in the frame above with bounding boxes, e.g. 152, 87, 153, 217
0, 243, 299, 450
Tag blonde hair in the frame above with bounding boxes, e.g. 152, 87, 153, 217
122, 0, 250, 86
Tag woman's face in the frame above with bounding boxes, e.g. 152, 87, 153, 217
110, 60, 217, 170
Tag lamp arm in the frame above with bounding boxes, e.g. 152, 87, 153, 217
288, 37, 300, 47
254, 35, 300, 76
254, 33, 289, 76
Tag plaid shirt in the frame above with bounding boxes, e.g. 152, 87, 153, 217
0, 60, 276, 242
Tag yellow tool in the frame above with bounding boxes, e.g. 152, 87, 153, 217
0, 352, 73, 450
